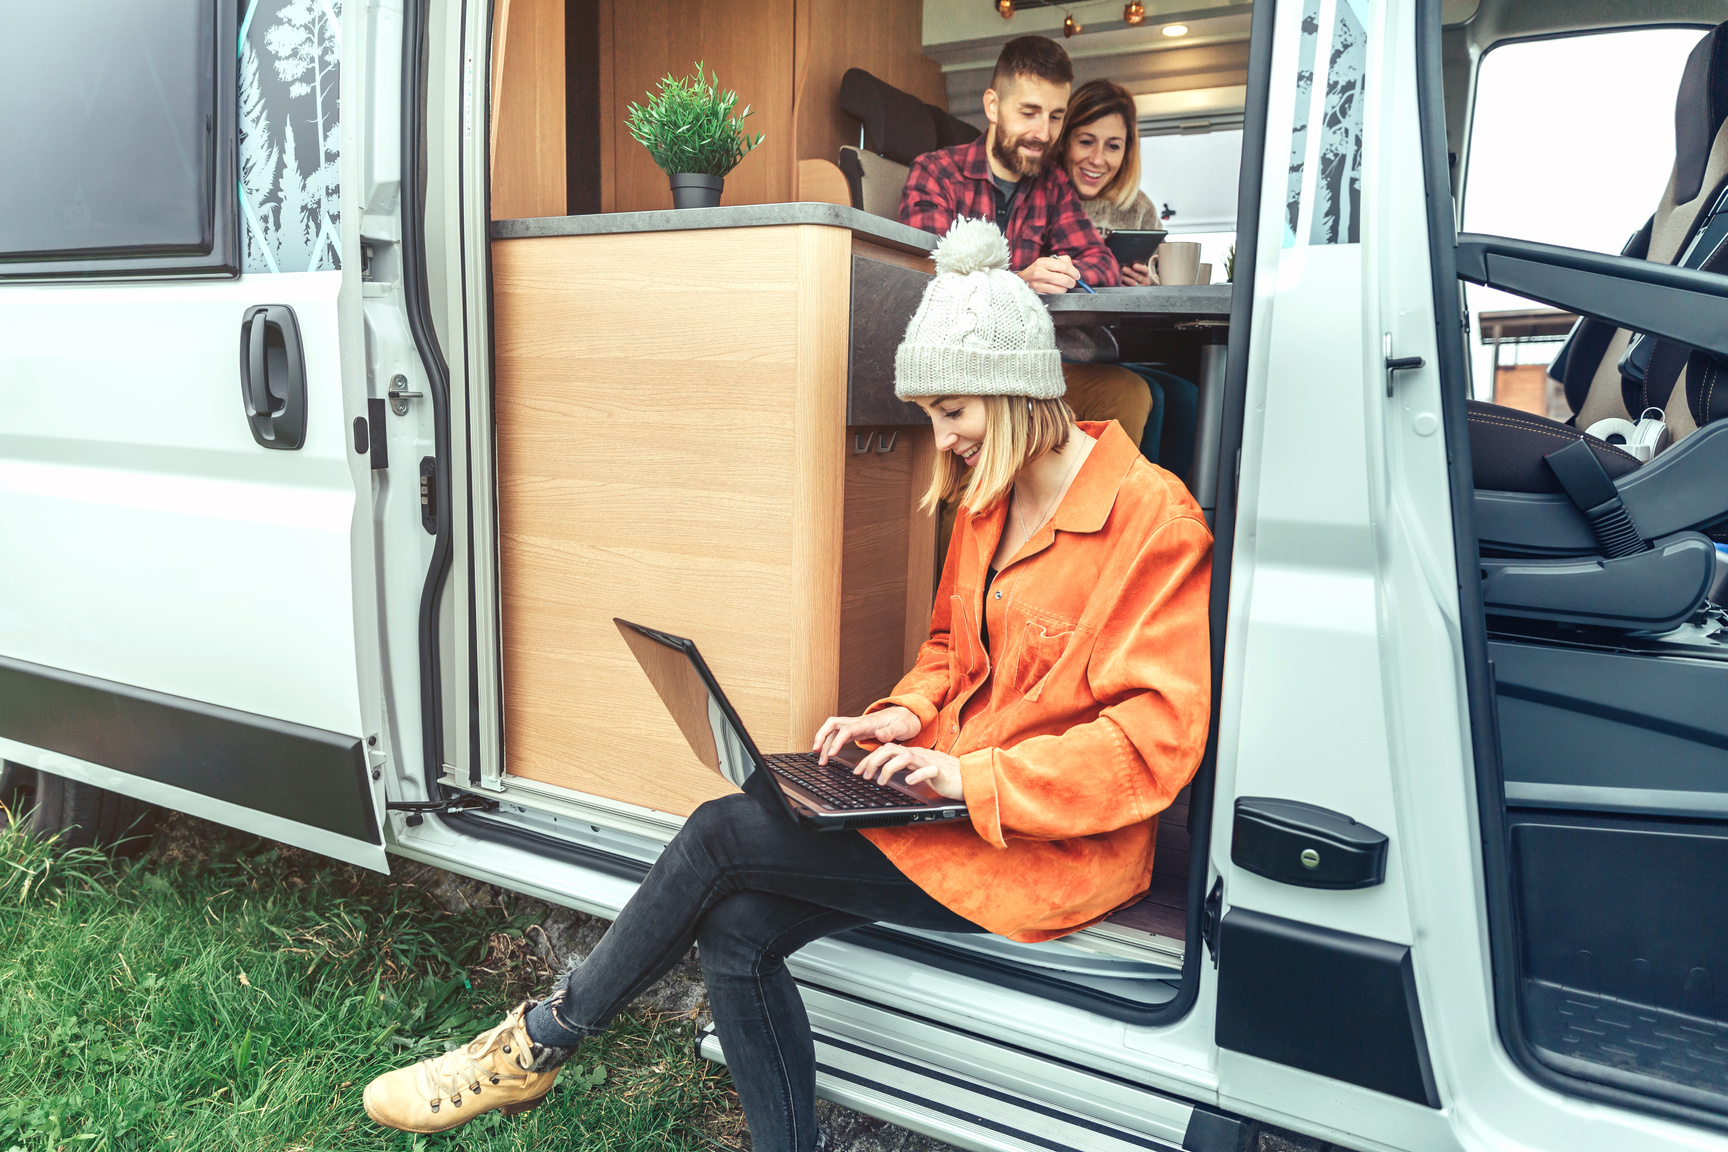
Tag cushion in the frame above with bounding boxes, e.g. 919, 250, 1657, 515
929, 102, 981, 149
838, 146, 911, 221
840, 68, 936, 165
1674, 22, 1728, 204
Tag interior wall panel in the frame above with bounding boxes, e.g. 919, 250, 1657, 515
491, 0, 567, 220
606, 0, 797, 212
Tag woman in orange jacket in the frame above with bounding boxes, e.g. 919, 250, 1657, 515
362, 219, 1212, 1150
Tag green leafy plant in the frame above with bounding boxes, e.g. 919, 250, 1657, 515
1224, 243, 1236, 283
626, 63, 764, 177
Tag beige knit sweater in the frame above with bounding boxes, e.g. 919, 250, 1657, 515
1079, 190, 1161, 238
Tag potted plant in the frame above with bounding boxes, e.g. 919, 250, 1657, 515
626, 63, 764, 210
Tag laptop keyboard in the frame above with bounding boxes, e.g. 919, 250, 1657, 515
763, 752, 920, 811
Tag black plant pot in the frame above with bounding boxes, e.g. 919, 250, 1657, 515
668, 172, 724, 209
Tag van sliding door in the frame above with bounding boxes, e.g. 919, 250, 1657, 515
0, 0, 388, 870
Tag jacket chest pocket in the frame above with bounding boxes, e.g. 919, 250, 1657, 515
1009, 618, 1076, 701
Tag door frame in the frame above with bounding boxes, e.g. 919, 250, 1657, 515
408, 0, 1278, 1031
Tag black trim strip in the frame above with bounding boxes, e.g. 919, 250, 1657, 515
815, 1058, 1178, 1152
401, 0, 455, 792
816, 1061, 1080, 1152
441, 809, 652, 883
817, 1032, 1178, 1150
0, 654, 378, 844
796, 980, 1203, 1106
1216, 908, 1440, 1107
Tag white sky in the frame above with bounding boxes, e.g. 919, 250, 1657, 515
1140, 129, 1243, 277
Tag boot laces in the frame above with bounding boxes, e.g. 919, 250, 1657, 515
415, 1015, 533, 1113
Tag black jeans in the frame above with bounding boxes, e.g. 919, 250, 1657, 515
523, 789, 983, 1151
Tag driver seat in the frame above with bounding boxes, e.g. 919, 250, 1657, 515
1469, 22, 1728, 630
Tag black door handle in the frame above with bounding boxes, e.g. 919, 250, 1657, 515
238, 304, 307, 449
1232, 797, 1388, 889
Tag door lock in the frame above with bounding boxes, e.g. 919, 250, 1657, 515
1383, 333, 1425, 397
387, 374, 424, 416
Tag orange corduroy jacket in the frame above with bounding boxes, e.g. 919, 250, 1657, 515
861, 421, 1213, 943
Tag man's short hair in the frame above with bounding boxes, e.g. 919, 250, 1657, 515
989, 36, 1074, 95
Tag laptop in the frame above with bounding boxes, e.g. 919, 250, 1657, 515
615, 617, 970, 831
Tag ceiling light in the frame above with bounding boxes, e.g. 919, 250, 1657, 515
1161, 23, 1189, 36
1064, 12, 1082, 36
1124, 1, 1145, 24
997, 0, 1015, 17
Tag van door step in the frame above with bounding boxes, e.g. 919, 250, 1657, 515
697, 1024, 1190, 1152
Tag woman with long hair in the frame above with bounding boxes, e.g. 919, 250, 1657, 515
360, 219, 1212, 1152
1058, 79, 1162, 285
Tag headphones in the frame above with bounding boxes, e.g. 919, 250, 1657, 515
1585, 407, 1671, 463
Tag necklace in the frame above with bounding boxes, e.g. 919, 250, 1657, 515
1012, 444, 1083, 548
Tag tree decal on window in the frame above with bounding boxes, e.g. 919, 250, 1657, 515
239, 0, 342, 274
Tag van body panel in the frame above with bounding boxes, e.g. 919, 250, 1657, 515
0, 273, 360, 734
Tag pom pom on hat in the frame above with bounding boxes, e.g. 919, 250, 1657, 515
932, 217, 1012, 277
894, 219, 1064, 401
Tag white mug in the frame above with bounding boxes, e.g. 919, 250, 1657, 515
1157, 242, 1202, 286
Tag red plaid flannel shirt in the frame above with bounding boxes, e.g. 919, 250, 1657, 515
899, 137, 1120, 288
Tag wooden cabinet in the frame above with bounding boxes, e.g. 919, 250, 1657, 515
491, 220, 936, 816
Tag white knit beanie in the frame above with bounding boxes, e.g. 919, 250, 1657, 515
894, 218, 1065, 400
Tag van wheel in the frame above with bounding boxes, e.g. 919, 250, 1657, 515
0, 762, 158, 856
0, 760, 34, 826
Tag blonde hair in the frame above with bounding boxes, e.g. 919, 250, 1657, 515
1058, 80, 1142, 211
922, 395, 1075, 515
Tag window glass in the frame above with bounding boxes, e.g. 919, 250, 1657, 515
1461, 28, 1703, 404
1141, 128, 1242, 278
0, 0, 215, 261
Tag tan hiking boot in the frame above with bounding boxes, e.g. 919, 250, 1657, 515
362, 1002, 566, 1133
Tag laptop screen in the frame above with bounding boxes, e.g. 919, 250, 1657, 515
614, 618, 758, 788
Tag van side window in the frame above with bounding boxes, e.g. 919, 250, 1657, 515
0, 1, 239, 278
1140, 125, 1242, 279
1460, 28, 1703, 410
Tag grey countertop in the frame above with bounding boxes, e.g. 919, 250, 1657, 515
493, 205, 1232, 324
1046, 284, 1233, 325
490, 203, 939, 255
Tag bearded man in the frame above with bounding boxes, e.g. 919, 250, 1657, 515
899, 36, 1120, 294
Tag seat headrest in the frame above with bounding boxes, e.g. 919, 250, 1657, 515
839, 68, 979, 167
1674, 21, 1728, 204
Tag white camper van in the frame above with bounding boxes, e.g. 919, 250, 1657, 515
6, 0, 1728, 1149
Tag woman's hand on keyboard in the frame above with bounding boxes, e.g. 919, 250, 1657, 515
812, 706, 921, 765
853, 744, 964, 801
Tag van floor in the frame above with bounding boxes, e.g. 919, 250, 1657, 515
1090, 786, 1191, 947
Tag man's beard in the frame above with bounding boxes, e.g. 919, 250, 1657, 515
992, 128, 1048, 178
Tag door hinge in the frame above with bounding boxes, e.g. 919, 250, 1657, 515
1202, 875, 1224, 967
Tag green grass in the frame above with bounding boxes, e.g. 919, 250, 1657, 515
0, 817, 747, 1152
